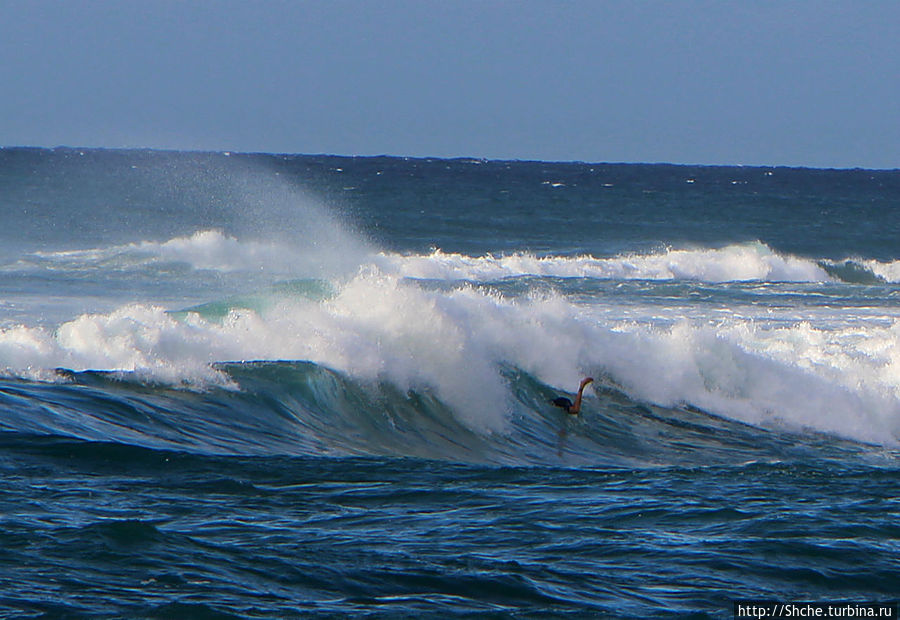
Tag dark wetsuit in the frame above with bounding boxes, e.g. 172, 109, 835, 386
551, 396, 575, 412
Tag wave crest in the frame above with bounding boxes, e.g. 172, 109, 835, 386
374, 242, 833, 283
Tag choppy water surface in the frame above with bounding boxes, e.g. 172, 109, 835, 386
0, 148, 898, 617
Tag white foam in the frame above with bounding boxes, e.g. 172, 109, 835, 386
0, 305, 234, 385
1, 265, 898, 444
860, 258, 900, 283
594, 320, 900, 445
373, 242, 832, 283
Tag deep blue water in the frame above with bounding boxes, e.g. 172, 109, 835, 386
0, 147, 898, 618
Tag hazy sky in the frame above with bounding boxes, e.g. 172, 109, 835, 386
1, 0, 898, 168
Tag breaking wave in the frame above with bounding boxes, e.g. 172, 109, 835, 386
1, 257, 899, 453
375, 242, 836, 283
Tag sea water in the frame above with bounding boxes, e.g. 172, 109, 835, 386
0, 148, 898, 618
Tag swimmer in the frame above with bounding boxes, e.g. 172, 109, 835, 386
551, 377, 594, 414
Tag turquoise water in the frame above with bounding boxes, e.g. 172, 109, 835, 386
0, 148, 898, 618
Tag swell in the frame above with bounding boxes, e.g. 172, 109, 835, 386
0, 362, 881, 468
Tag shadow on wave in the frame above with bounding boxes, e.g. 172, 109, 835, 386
0, 361, 877, 467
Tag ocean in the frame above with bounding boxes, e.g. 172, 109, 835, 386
0, 147, 898, 618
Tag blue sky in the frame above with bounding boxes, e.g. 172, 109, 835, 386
1, 0, 898, 168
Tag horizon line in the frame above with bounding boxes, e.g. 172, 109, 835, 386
2, 144, 897, 173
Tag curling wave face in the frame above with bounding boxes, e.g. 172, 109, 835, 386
0, 359, 884, 467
